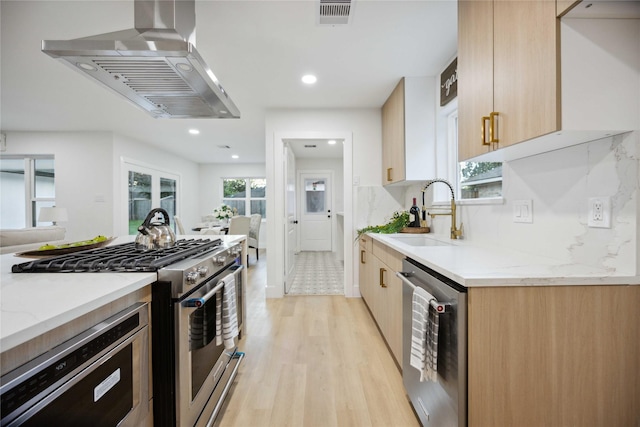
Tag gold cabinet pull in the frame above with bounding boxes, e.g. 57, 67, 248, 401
386, 168, 393, 182
379, 268, 387, 288
360, 250, 366, 264
489, 111, 499, 143
481, 116, 491, 146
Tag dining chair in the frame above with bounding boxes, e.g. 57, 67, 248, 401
173, 215, 186, 235
248, 214, 262, 260
228, 216, 251, 264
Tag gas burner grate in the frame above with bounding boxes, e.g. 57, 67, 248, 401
11, 238, 222, 273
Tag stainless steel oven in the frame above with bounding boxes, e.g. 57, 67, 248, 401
397, 258, 467, 427
152, 242, 245, 427
0, 302, 150, 427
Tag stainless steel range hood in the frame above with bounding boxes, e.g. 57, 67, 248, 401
42, 0, 240, 119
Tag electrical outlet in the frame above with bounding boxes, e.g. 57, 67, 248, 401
513, 200, 533, 223
588, 197, 611, 228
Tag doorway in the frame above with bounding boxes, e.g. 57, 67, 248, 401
266, 132, 353, 298
298, 171, 333, 252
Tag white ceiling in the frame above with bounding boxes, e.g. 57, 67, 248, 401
0, 0, 458, 164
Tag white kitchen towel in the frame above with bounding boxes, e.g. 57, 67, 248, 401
409, 286, 439, 382
221, 273, 239, 349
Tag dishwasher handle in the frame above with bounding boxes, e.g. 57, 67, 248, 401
396, 271, 450, 314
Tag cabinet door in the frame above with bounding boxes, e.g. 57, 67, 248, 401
493, 0, 559, 147
458, 0, 494, 161
381, 79, 405, 184
359, 246, 373, 306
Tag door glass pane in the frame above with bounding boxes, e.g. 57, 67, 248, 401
0, 158, 26, 228
305, 179, 325, 213
34, 158, 55, 198
160, 177, 176, 225
129, 171, 152, 235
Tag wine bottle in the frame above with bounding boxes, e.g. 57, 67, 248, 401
409, 198, 421, 227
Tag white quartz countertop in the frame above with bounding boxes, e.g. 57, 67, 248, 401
0, 235, 245, 353
369, 233, 639, 287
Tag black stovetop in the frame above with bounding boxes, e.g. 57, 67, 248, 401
11, 238, 222, 273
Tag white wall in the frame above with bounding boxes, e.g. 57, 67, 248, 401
198, 162, 267, 247
2, 131, 114, 242
2, 131, 203, 242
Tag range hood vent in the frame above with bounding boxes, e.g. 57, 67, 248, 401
42, 0, 240, 119
318, 0, 353, 25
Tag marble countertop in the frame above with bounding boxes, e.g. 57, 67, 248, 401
369, 233, 639, 287
0, 235, 245, 353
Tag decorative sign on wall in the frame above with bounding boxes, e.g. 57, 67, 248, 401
440, 57, 457, 106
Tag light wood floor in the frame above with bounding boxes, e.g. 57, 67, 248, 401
216, 250, 419, 427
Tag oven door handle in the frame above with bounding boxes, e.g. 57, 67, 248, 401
396, 271, 450, 313
184, 265, 244, 308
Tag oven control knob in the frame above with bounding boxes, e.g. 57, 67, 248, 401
186, 271, 199, 284
197, 266, 209, 277
213, 256, 226, 266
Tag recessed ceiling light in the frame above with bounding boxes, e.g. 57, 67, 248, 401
328, 140, 337, 145
232, 155, 239, 159
302, 74, 317, 84
189, 129, 200, 135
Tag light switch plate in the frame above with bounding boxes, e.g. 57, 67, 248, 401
513, 200, 533, 223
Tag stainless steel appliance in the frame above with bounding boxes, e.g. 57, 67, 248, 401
0, 302, 150, 427
153, 242, 245, 427
11, 237, 246, 427
42, 0, 240, 119
397, 258, 467, 427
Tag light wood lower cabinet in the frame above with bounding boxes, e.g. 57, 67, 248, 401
359, 236, 403, 367
467, 285, 640, 427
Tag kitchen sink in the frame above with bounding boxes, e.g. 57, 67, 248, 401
388, 235, 452, 247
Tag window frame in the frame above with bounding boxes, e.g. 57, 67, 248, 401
221, 177, 266, 218
0, 155, 56, 228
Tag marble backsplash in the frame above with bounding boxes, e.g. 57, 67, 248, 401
356, 131, 639, 275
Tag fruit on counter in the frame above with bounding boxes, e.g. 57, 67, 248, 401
37, 235, 110, 251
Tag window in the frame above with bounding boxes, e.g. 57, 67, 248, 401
0, 155, 56, 228
435, 104, 502, 203
459, 162, 502, 199
222, 178, 266, 218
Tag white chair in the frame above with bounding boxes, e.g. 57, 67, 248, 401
248, 214, 262, 260
173, 215, 185, 235
228, 216, 251, 264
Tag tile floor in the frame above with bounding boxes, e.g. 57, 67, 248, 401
287, 251, 344, 295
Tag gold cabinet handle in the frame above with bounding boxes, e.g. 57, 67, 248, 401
489, 111, 499, 143
481, 116, 490, 146
386, 168, 393, 182
379, 268, 387, 288
360, 250, 366, 264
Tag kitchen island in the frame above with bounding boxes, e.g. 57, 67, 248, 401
0, 235, 245, 374
361, 233, 639, 427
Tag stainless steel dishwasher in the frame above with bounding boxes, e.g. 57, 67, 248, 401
397, 258, 467, 427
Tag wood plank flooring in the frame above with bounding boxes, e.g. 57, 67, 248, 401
216, 250, 419, 427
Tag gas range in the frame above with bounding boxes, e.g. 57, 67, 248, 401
11, 238, 224, 274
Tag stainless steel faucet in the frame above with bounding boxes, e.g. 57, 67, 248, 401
422, 179, 463, 239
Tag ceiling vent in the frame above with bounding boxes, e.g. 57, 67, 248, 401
318, 0, 353, 25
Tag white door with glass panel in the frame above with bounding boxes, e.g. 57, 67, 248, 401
122, 160, 179, 235
299, 172, 332, 251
